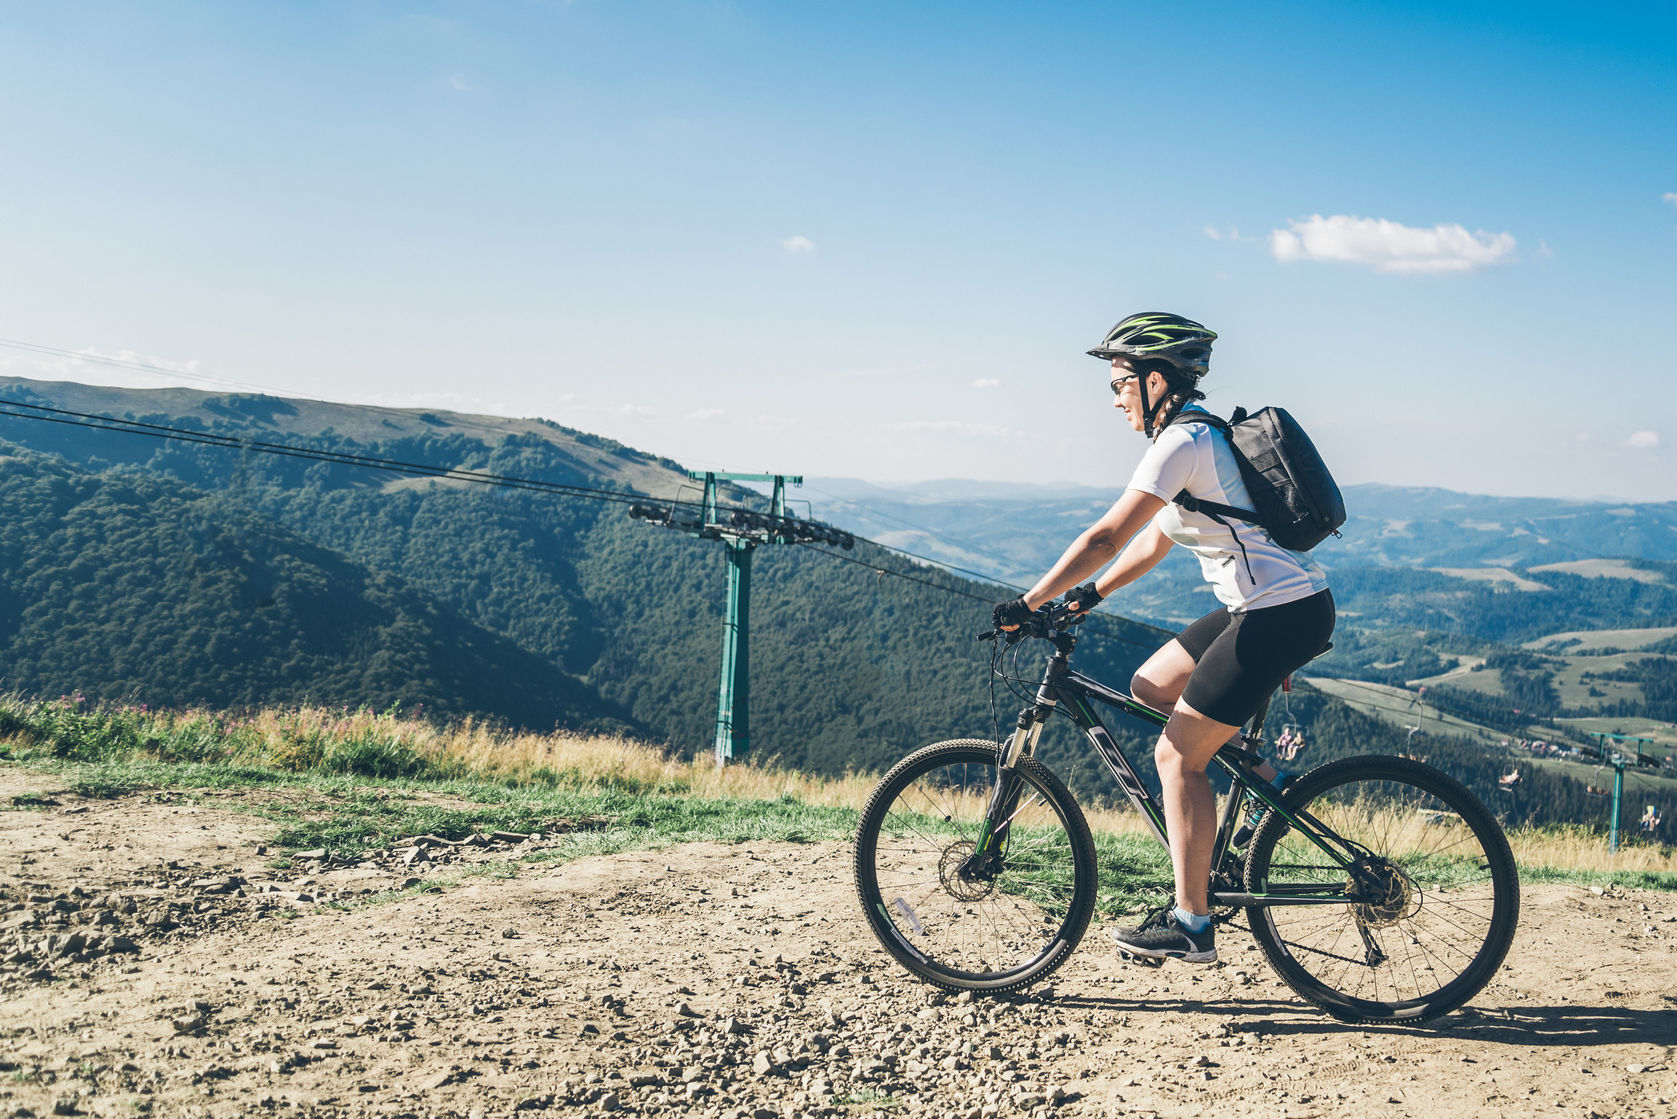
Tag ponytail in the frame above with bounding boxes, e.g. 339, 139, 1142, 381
1135, 358, 1208, 439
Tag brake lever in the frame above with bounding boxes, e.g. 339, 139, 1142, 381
977, 629, 998, 642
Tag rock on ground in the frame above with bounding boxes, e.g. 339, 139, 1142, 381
1, 769, 1674, 1118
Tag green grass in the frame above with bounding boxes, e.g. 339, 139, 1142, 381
1093, 831, 1176, 917
1518, 864, 1677, 890
3, 695, 1672, 902
14, 755, 860, 861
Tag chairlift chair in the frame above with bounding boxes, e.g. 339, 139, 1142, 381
1274, 675, 1306, 762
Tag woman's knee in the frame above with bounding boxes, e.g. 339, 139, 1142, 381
1133, 671, 1180, 710
1154, 735, 1193, 780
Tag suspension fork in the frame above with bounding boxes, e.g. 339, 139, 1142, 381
964, 648, 1068, 878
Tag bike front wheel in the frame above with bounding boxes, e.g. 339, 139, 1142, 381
854, 739, 1098, 993
1244, 755, 1520, 1023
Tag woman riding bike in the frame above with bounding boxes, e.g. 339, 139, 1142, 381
992, 311, 1335, 964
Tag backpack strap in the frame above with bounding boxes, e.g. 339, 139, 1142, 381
1163, 407, 1261, 581
1163, 408, 1264, 523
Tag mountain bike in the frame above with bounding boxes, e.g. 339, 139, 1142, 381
853, 606, 1520, 1024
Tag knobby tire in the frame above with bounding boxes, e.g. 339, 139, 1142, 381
1244, 754, 1520, 1023
853, 740, 1098, 993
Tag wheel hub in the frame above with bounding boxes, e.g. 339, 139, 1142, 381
1349, 859, 1420, 928
939, 840, 996, 902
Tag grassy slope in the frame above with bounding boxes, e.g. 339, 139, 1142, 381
3, 698, 1673, 903
0, 375, 697, 502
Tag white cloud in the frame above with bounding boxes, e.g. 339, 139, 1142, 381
1269, 214, 1517, 274
1628, 430, 1659, 448
887, 420, 1010, 438
448, 74, 472, 91
971, 378, 1000, 389
780, 235, 815, 253
1664, 192, 1677, 207
1202, 226, 1221, 240
685, 407, 725, 422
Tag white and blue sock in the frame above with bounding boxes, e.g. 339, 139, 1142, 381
1172, 906, 1211, 934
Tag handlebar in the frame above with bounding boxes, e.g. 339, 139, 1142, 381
976, 601, 1087, 644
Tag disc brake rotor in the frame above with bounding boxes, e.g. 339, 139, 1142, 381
1348, 860, 1420, 928
939, 840, 996, 902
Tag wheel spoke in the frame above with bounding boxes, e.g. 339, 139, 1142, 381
1247, 757, 1518, 1022
857, 743, 1095, 990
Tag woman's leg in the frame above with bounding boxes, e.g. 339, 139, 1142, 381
1155, 700, 1242, 915
1136, 636, 1281, 785
1131, 639, 1198, 712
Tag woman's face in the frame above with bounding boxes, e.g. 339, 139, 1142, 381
1110, 358, 1164, 433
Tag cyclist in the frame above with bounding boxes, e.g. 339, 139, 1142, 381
993, 311, 1335, 964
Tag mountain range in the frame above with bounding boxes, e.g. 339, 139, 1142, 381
0, 375, 1671, 826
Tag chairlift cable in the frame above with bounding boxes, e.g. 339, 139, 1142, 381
1, 388, 1670, 764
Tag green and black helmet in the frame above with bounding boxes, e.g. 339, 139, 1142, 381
1087, 312, 1217, 379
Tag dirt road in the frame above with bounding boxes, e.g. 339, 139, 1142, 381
2, 770, 1674, 1119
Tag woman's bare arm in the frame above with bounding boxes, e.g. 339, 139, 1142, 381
1094, 519, 1174, 598
1020, 488, 1168, 609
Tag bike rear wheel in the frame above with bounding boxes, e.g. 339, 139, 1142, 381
1244, 755, 1520, 1023
854, 740, 1097, 993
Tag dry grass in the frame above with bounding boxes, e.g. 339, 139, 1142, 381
240, 710, 1677, 875
1506, 826, 1677, 875
336, 711, 1677, 875
8, 699, 1672, 879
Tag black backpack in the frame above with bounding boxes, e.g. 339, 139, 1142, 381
1166, 406, 1346, 552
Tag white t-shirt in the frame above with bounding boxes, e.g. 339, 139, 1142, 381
1125, 406, 1329, 612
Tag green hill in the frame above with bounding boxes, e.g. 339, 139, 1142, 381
0, 446, 617, 731
0, 377, 1167, 779
1, 375, 1672, 836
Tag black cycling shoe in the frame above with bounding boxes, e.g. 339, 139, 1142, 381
1106, 907, 1217, 964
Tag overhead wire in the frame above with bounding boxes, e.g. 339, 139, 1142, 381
0, 393, 1178, 646
0, 398, 650, 508
800, 480, 1041, 583
0, 338, 562, 443
1, 387, 1670, 765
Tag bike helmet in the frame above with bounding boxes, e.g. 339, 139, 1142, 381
1087, 312, 1217, 379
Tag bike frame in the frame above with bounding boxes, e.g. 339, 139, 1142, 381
977, 625, 1379, 914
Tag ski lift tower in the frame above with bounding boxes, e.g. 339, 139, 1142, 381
629, 472, 853, 765
1586, 732, 1660, 852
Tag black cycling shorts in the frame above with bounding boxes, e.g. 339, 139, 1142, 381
1175, 589, 1335, 727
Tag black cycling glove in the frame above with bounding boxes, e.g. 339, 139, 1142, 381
991, 596, 1034, 630
1062, 582, 1103, 614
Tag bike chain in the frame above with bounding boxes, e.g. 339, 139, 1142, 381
1279, 932, 1382, 969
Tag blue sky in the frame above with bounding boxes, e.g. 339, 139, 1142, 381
1, 1, 1673, 500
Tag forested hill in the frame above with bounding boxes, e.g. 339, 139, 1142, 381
0, 446, 614, 731
0, 377, 1169, 777
3, 375, 1670, 829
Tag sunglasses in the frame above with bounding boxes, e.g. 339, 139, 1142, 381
1109, 373, 1141, 394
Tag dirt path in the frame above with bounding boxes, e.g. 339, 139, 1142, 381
2, 769, 1674, 1119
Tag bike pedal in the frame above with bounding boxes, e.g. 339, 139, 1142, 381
1118, 950, 1165, 969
